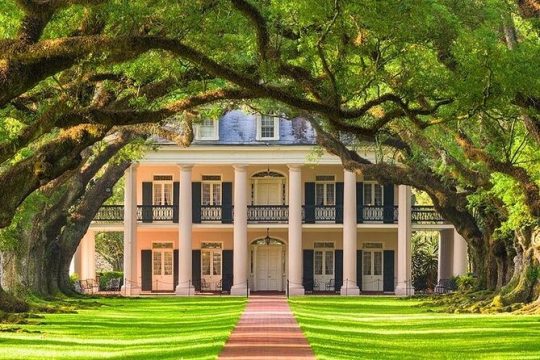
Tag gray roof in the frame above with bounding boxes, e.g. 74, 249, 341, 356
195, 110, 316, 145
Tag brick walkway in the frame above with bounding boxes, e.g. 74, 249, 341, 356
219, 295, 315, 359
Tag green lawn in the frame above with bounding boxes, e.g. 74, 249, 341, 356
289, 296, 540, 360
0, 296, 246, 360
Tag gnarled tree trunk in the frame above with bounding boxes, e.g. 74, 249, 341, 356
496, 226, 540, 307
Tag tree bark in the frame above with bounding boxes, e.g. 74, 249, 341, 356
0, 130, 134, 296
496, 226, 540, 306
50, 160, 131, 294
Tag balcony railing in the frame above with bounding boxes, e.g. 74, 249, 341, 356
201, 205, 223, 222
94, 205, 124, 222
360, 205, 398, 223
94, 204, 446, 225
138, 205, 176, 222
412, 205, 446, 224
247, 205, 289, 223
314, 205, 336, 222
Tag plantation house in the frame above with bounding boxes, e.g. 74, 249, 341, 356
73, 111, 467, 295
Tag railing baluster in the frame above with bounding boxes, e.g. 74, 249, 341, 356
247, 205, 288, 223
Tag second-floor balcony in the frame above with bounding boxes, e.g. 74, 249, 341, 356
94, 204, 446, 225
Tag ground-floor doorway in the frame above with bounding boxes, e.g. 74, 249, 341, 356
201, 242, 222, 290
362, 243, 384, 291
250, 238, 285, 291
152, 242, 174, 291
314, 241, 335, 291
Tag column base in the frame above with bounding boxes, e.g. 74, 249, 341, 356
175, 285, 196, 296
340, 286, 360, 296
288, 286, 305, 296
230, 284, 250, 296
121, 285, 140, 296
394, 284, 415, 296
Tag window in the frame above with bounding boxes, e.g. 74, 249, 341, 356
364, 182, 384, 206
153, 175, 173, 205
201, 242, 223, 249
195, 119, 219, 140
202, 251, 211, 275
314, 242, 334, 276
153, 252, 162, 276
256, 115, 279, 140
363, 251, 372, 276
373, 252, 382, 276
324, 251, 334, 275
363, 242, 383, 249
202, 175, 222, 206
315, 175, 336, 206
314, 242, 335, 248
314, 251, 323, 275
213, 252, 222, 275
152, 242, 173, 249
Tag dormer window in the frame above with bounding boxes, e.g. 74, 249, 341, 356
256, 115, 279, 140
195, 119, 219, 140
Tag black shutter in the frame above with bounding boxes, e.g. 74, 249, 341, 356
142, 182, 153, 223
357, 250, 363, 289
335, 250, 343, 291
335, 182, 344, 223
173, 249, 179, 288
303, 250, 314, 291
222, 182, 233, 224
192, 250, 201, 291
141, 250, 152, 291
304, 183, 315, 224
383, 183, 395, 223
173, 182, 179, 223
356, 182, 364, 223
222, 250, 233, 292
384, 250, 395, 292
192, 182, 201, 224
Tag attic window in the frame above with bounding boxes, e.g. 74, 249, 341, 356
195, 119, 219, 140
256, 115, 279, 140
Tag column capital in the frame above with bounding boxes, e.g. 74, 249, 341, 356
178, 164, 194, 170
233, 164, 248, 171
343, 168, 357, 176
287, 164, 302, 171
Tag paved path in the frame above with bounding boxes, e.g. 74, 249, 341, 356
219, 295, 315, 359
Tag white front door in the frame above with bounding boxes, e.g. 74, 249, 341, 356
362, 250, 383, 291
255, 246, 282, 291
152, 248, 174, 291
201, 249, 222, 290
314, 249, 334, 290
255, 180, 283, 205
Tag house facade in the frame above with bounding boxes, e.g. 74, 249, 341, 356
74, 111, 468, 295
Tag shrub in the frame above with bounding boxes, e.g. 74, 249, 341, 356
412, 232, 439, 291
97, 271, 123, 291
455, 273, 476, 291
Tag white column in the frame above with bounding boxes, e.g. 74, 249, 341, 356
87, 231, 96, 281
341, 169, 360, 295
230, 165, 249, 295
69, 255, 76, 276
78, 233, 89, 280
438, 229, 454, 281
452, 229, 468, 276
121, 164, 139, 295
72, 243, 82, 278
176, 164, 195, 295
288, 165, 304, 295
395, 185, 414, 295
